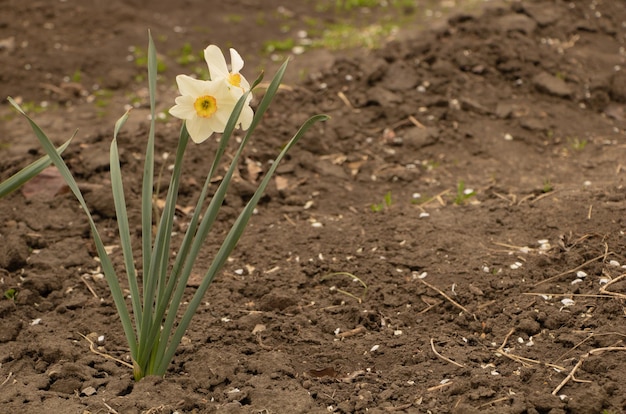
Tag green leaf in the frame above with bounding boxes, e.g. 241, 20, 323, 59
0, 136, 72, 198
7, 96, 138, 358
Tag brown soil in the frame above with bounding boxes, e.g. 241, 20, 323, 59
1, 1, 626, 413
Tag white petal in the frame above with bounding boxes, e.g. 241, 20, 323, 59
237, 105, 254, 130
169, 96, 196, 120
229, 48, 244, 73
176, 75, 207, 97
186, 118, 214, 144
204, 45, 229, 79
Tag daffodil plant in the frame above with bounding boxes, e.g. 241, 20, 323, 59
8, 32, 327, 380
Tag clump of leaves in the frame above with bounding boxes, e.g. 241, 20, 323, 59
371, 190, 392, 212
4, 288, 17, 300
453, 180, 475, 205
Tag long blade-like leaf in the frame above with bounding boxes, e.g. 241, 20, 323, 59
7, 97, 138, 357
0, 137, 72, 198
141, 30, 157, 302
110, 110, 142, 340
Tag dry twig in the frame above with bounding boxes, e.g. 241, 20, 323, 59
419, 279, 472, 316
533, 253, 607, 287
430, 338, 464, 368
552, 346, 626, 395
495, 328, 565, 370
78, 332, 133, 369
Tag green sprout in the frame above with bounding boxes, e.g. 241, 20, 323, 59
71, 69, 82, 83
371, 190, 392, 212
542, 178, 553, 193
263, 38, 296, 53
4, 288, 17, 301
568, 137, 587, 151
224, 14, 243, 24
453, 180, 475, 205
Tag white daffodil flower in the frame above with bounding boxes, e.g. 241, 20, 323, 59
169, 74, 253, 144
204, 45, 251, 99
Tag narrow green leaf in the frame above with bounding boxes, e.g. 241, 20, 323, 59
110, 110, 142, 339
0, 137, 72, 198
7, 97, 138, 357
141, 30, 157, 298
137, 31, 158, 364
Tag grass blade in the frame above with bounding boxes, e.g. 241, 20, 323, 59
110, 110, 142, 339
0, 137, 72, 198
7, 97, 138, 358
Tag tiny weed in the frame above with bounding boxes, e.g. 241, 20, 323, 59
263, 38, 296, 53
175, 42, 200, 66
371, 190, 392, 212
568, 137, 587, 151
542, 178, 553, 193
4, 288, 17, 301
453, 180, 475, 205
71, 69, 82, 83
224, 14, 243, 24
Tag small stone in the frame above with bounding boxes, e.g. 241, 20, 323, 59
81, 386, 97, 396
532, 72, 574, 99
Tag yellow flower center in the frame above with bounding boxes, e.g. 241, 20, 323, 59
228, 72, 242, 88
193, 95, 217, 118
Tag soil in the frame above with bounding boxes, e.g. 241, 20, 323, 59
1, 0, 626, 413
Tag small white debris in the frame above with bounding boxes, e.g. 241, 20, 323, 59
609, 260, 621, 267
81, 386, 97, 396
510, 262, 523, 270
412, 193, 421, 199
97, 335, 105, 345
482, 266, 490, 273
541, 294, 552, 300
393, 330, 403, 336
303, 200, 314, 209
599, 278, 610, 285
370, 344, 380, 352
559, 394, 568, 401
311, 222, 323, 228
221, 317, 231, 322
463, 188, 474, 195
30, 318, 42, 326
576, 271, 587, 278
227, 388, 241, 394
517, 337, 524, 344
571, 279, 583, 285
334, 328, 341, 335
526, 337, 535, 347
491, 370, 500, 376
583, 180, 591, 187
440, 379, 451, 384
419, 212, 430, 218
504, 133, 514, 141
234, 268, 244, 275
561, 298, 575, 307
407, 380, 415, 385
